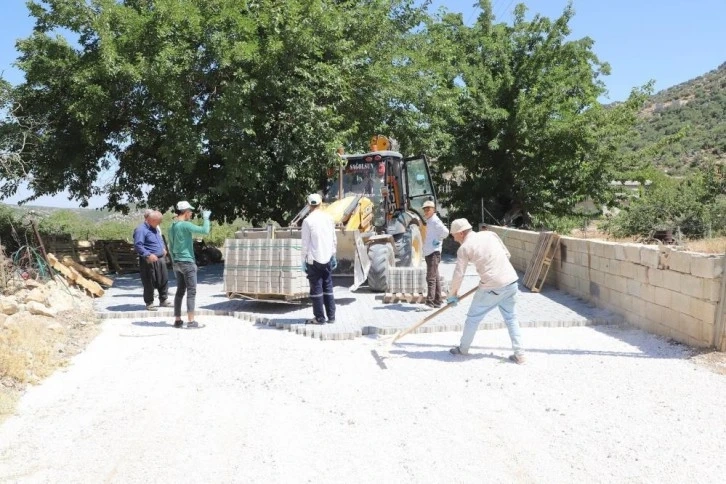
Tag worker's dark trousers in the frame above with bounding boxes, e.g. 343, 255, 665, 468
139, 256, 169, 306
307, 260, 336, 322
425, 251, 442, 305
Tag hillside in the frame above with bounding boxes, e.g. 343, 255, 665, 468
628, 62, 726, 174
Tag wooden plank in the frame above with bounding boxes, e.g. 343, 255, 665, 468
61, 256, 114, 287
67, 266, 104, 297
47, 253, 77, 281
383, 293, 394, 303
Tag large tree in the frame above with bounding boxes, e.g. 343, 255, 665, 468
438, 1, 648, 226
9, 0, 444, 223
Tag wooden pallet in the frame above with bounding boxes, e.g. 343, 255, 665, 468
103, 240, 140, 274
523, 232, 560, 293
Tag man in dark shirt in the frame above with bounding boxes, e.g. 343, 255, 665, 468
133, 210, 170, 311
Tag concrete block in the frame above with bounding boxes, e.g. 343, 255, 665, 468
690, 255, 723, 279
702, 322, 716, 347
661, 306, 680, 329
661, 270, 682, 292
671, 291, 692, 312
645, 301, 664, 324
623, 244, 641, 264
680, 274, 706, 299
600, 242, 617, 259
704, 279, 722, 303
640, 247, 660, 268
668, 249, 692, 274
679, 312, 703, 342
619, 261, 637, 279
626, 279, 642, 298
654, 287, 673, 308
614, 244, 627, 261
634, 265, 649, 283
603, 274, 627, 294
687, 298, 716, 325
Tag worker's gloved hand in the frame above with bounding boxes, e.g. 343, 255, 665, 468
202, 210, 211, 220
301, 261, 307, 274
433, 240, 441, 249
446, 296, 459, 306
330, 255, 338, 270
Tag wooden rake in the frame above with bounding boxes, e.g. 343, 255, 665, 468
376, 286, 479, 361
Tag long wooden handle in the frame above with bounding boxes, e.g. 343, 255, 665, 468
391, 285, 479, 343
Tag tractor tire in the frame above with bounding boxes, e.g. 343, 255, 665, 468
397, 224, 423, 268
367, 243, 394, 292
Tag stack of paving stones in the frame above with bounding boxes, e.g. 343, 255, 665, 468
223, 239, 307, 297
387, 266, 428, 294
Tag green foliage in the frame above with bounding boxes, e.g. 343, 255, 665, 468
626, 62, 726, 174
605, 166, 726, 238
10, 0, 448, 225
437, 1, 648, 226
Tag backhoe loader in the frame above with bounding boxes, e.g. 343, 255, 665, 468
231, 135, 438, 296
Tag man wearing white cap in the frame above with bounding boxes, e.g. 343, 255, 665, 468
301, 193, 337, 324
447, 218, 525, 364
421, 199, 449, 308
167, 200, 211, 328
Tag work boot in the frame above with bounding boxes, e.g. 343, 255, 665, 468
508, 354, 526, 365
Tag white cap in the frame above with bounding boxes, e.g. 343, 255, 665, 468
176, 201, 195, 211
422, 200, 435, 209
450, 218, 473, 234
307, 193, 322, 206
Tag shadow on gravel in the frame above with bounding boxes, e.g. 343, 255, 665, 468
131, 320, 173, 328
389, 348, 506, 363
373, 303, 422, 313
104, 304, 149, 311
395, 340, 682, 360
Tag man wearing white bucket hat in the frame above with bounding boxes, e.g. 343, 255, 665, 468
447, 218, 525, 364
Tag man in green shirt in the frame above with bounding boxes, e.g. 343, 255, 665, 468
167, 200, 211, 328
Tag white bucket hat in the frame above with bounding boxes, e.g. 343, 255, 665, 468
450, 218, 473, 234
307, 193, 322, 206
176, 200, 195, 211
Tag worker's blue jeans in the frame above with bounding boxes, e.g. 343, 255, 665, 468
458, 281, 524, 355
306, 259, 336, 322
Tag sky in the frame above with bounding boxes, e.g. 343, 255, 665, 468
1, 0, 725, 208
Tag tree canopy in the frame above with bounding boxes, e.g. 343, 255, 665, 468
5, 0, 647, 228
437, 1, 649, 225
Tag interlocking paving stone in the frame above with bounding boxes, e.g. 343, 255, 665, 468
96, 258, 622, 340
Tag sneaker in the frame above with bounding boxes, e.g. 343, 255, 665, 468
146, 304, 157, 311
305, 318, 325, 325
327, 319, 336, 324
433, 302, 444, 308
508, 354, 526, 365
173, 320, 183, 328
424, 302, 436, 309
449, 346, 466, 355
187, 321, 200, 328
159, 300, 172, 308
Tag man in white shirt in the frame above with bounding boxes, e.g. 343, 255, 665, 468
301, 193, 338, 324
447, 218, 525, 364
422, 200, 449, 308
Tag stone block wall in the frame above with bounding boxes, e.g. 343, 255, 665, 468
487, 226, 726, 350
